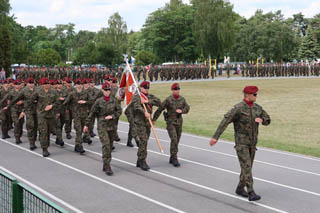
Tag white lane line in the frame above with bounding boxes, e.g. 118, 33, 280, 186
113, 140, 320, 198
0, 166, 84, 213
62, 141, 289, 213
78, 128, 320, 197
116, 130, 320, 177
0, 139, 187, 213
118, 121, 320, 162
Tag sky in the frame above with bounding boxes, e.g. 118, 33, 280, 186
10, 0, 320, 32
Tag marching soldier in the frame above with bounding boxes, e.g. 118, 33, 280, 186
83, 81, 122, 176
209, 86, 271, 201
153, 83, 190, 167
132, 81, 161, 171
0, 80, 11, 139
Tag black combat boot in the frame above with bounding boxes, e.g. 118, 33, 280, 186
5, 134, 11, 139
169, 155, 180, 167
66, 133, 72, 139
55, 139, 64, 147
74, 145, 85, 154
235, 186, 248, 198
114, 133, 120, 142
112, 145, 115, 150
30, 142, 37, 151
90, 131, 96, 138
15, 137, 22, 144
248, 191, 261, 201
82, 136, 92, 145
136, 159, 141, 168
140, 160, 150, 171
42, 148, 50, 157
104, 165, 113, 176
127, 136, 134, 147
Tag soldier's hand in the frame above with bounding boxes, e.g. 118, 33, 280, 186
78, 100, 86, 104
176, 109, 182, 114
209, 138, 218, 147
16, 100, 23, 105
19, 112, 25, 120
255, 117, 263, 123
144, 111, 151, 119
105, 115, 113, 120
83, 126, 88, 132
140, 97, 149, 104
45, 105, 53, 111
2, 106, 8, 111
59, 97, 65, 101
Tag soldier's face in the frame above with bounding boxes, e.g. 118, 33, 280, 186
172, 89, 180, 96
103, 89, 111, 97
246, 93, 257, 102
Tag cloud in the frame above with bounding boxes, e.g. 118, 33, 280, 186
10, 0, 320, 32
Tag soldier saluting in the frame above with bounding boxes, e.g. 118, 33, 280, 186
209, 86, 271, 201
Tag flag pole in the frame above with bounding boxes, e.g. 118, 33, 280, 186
124, 58, 164, 154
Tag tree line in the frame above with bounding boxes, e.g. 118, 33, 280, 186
0, 0, 320, 74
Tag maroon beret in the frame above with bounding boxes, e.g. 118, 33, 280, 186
64, 77, 72, 83
74, 79, 83, 85
112, 77, 118, 83
171, 83, 180, 90
243, 86, 259, 94
56, 79, 62, 84
26, 77, 35, 84
89, 78, 94, 83
102, 81, 111, 90
39, 78, 49, 85
49, 80, 56, 85
140, 81, 150, 88
82, 78, 89, 84
104, 75, 111, 81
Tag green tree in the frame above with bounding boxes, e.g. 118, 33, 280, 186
0, 24, 11, 75
298, 29, 320, 61
32, 48, 61, 66
106, 12, 128, 54
136, 50, 157, 65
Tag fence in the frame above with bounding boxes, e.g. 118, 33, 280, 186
0, 169, 67, 213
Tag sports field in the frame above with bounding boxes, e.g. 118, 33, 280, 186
123, 78, 320, 157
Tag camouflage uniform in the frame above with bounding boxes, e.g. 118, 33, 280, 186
86, 96, 122, 173
132, 92, 161, 169
212, 100, 271, 193
153, 94, 190, 166
0, 86, 11, 138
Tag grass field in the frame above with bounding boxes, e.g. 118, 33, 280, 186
122, 78, 320, 158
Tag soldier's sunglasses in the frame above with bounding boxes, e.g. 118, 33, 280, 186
142, 85, 150, 89
173, 87, 180, 90
28, 81, 34, 84
253, 93, 257, 97
103, 88, 111, 91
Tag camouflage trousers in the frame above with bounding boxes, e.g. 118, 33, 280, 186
0, 110, 10, 136
64, 109, 72, 134
127, 121, 137, 140
166, 123, 182, 157
136, 125, 151, 161
235, 144, 256, 193
97, 125, 116, 165
11, 110, 24, 139
73, 117, 89, 146
56, 112, 66, 141
88, 114, 95, 134
25, 112, 38, 144
38, 116, 55, 149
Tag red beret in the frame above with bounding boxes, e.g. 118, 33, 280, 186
39, 78, 49, 85
82, 78, 89, 84
8, 79, 13, 83
56, 79, 62, 84
75, 79, 83, 85
104, 75, 111, 81
112, 77, 118, 83
171, 83, 180, 90
140, 81, 150, 88
102, 81, 111, 90
89, 78, 94, 83
13, 80, 20, 85
243, 86, 259, 94
3, 79, 9, 84
26, 77, 35, 84
49, 80, 56, 85
64, 77, 72, 83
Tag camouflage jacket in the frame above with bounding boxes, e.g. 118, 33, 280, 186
29, 87, 58, 118
86, 96, 122, 131
63, 89, 91, 118
132, 93, 161, 127
213, 100, 271, 146
153, 95, 190, 125
9, 86, 37, 114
